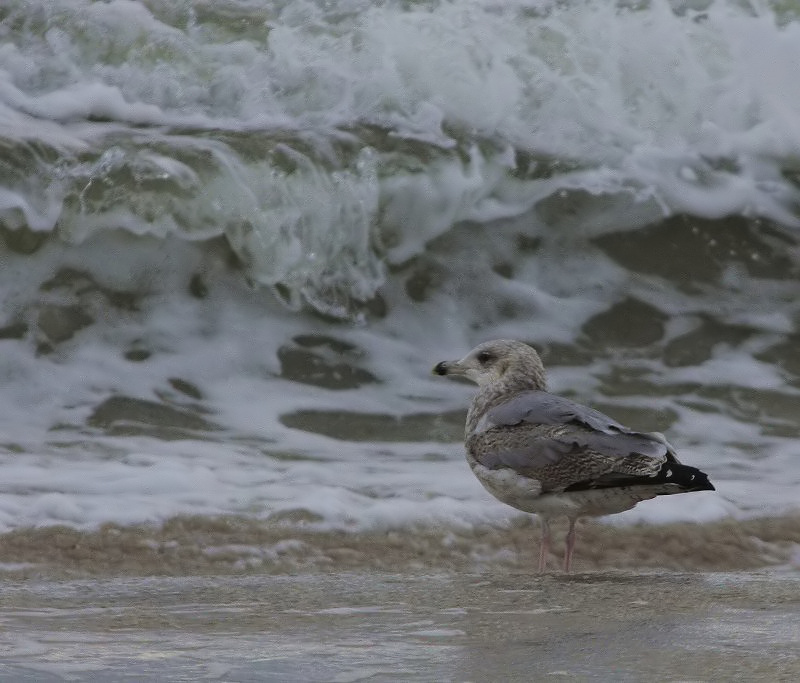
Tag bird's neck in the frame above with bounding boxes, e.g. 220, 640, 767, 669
466, 375, 546, 435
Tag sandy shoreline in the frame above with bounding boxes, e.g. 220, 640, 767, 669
1, 569, 799, 681
0, 516, 797, 680
0, 513, 798, 578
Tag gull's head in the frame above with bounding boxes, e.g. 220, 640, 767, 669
432, 339, 546, 390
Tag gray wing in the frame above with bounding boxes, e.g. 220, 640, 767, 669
468, 391, 673, 492
476, 390, 633, 437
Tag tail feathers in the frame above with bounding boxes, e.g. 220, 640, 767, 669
656, 462, 715, 492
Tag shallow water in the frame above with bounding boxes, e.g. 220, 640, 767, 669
2, 570, 799, 681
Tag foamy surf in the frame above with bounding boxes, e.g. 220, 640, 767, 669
0, 0, 799, 557
3, 0, 800, 313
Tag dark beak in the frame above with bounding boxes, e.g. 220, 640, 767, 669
432, 361, 450, 376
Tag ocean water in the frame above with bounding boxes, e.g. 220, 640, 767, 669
1, 0, 799, 565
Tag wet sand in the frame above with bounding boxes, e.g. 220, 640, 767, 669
0, 515, 798, 681
1, 570, 799, 681
1, 514, 799, 576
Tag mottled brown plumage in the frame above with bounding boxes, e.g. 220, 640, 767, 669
433, 339, 715, 572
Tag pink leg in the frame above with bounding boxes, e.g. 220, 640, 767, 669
563, 518, 578, 573
538, 518, 551, 573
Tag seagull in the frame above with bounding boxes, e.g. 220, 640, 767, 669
433, 339, 715, 572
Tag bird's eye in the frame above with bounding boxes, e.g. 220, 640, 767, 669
476, 351, 493, 364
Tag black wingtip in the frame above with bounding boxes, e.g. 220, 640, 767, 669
689, 468, 715, 492
662, 463, 715, 492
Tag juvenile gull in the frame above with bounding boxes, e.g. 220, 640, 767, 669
433, 339, 715, 572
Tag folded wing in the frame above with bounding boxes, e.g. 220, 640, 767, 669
468, 391, 677, 492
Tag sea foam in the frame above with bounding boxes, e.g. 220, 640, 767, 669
0, 0, 799, 534
3, 0, 800, 313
